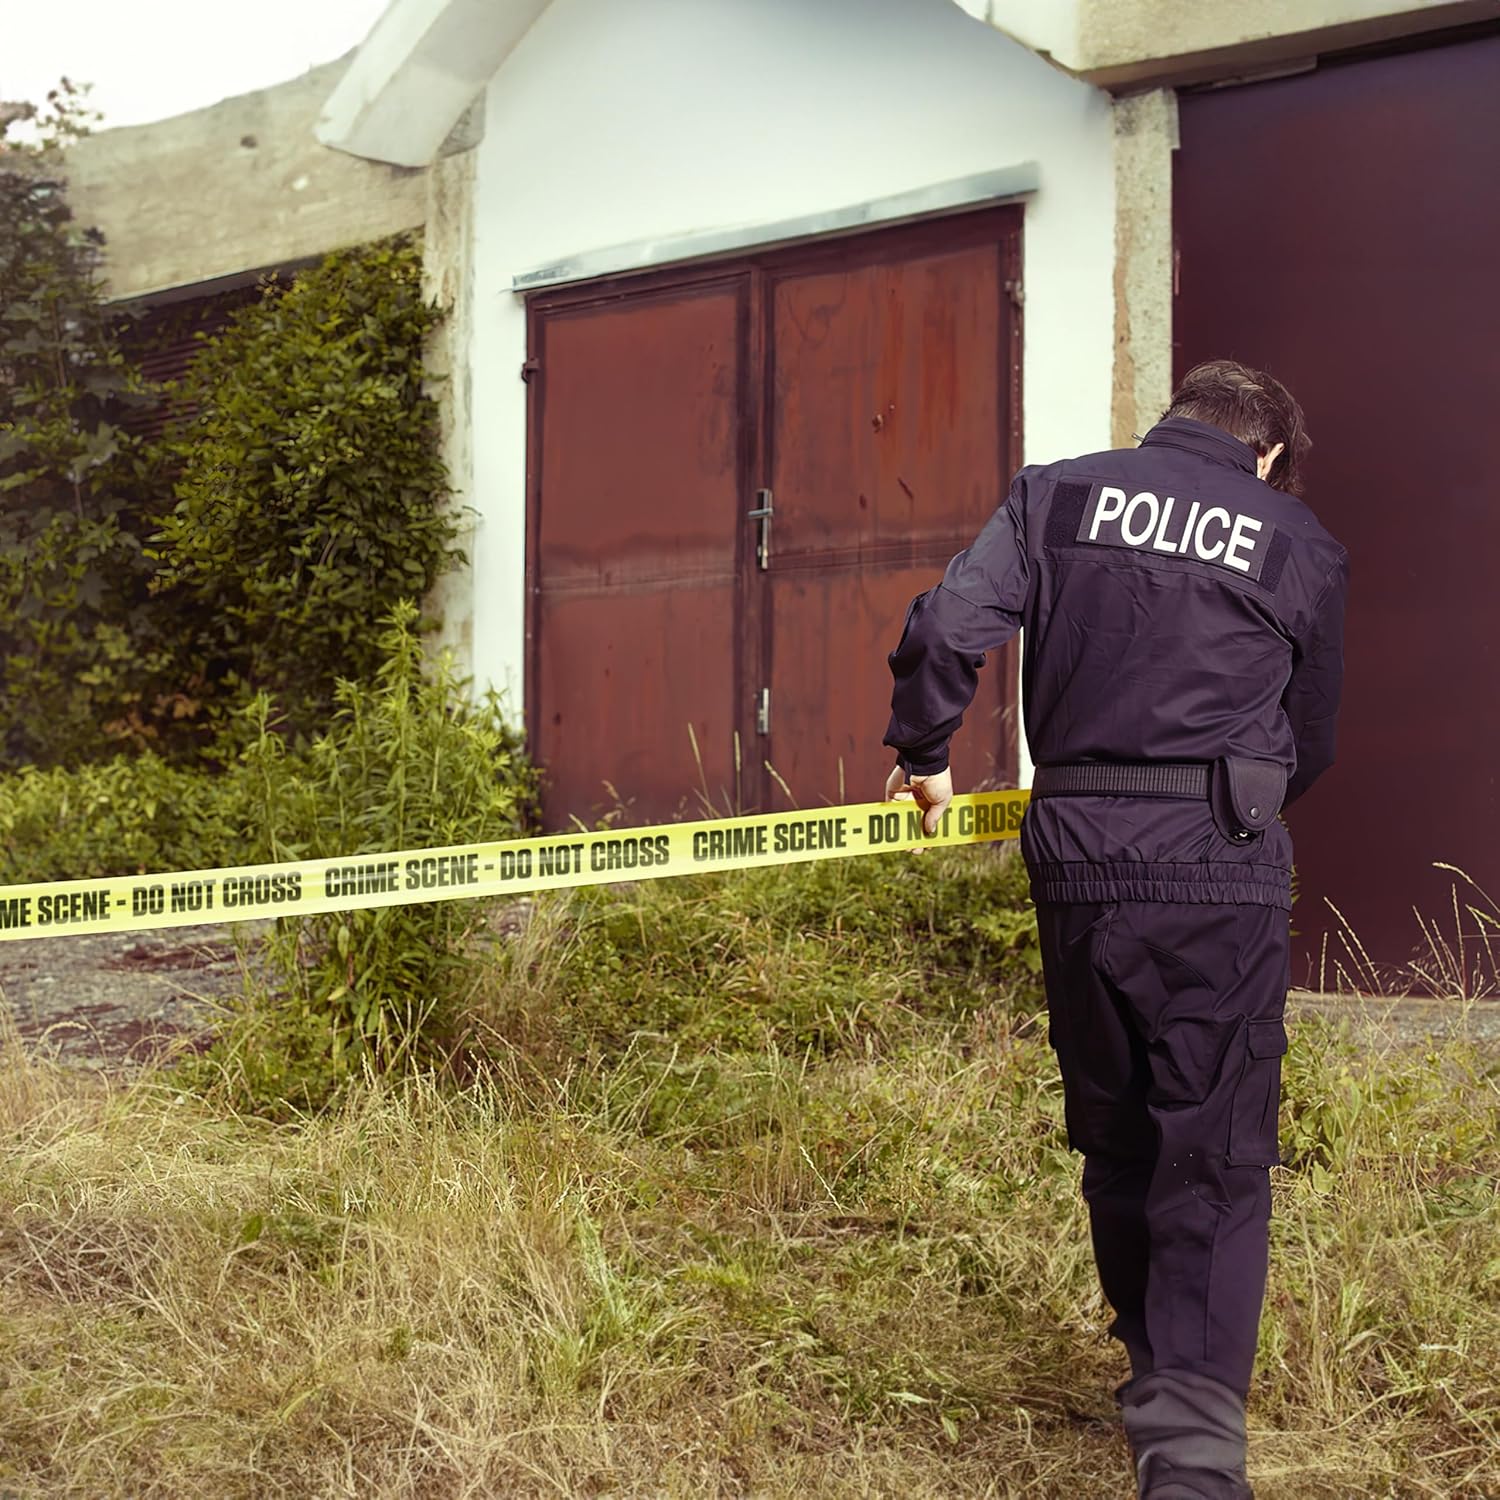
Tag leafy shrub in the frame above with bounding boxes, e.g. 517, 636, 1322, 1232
0, 602, 537, 1110
3, 88, 460, 768
150, 238, 461, 741
0, 83, 171, 765
0, 752, 251, 883
201, 602, 537, 1109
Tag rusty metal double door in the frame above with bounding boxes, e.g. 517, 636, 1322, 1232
526, 207, 1022, 828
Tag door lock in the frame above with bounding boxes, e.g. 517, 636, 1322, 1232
747, 488, 773, 571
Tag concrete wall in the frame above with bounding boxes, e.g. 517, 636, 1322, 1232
464, 0, 1116, 721
66, 58, 428, 302
982, 0, 1500, 86
1110, 89, 1176, 447
421, 148, 478, 668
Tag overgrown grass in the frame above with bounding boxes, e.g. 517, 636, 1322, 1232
0, 602, 538, 1108
475, 842, 1041, 1066
1319, 865, 1500, 1001
2, 852, 1497, 1497
195, 837, 1039, 1119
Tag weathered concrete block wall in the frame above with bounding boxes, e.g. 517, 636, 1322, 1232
972, 0, 1500, 86
66, 58, 428, 302
421, 148, 478, 668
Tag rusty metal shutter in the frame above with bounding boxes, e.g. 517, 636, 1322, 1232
760, 213, 1022, 810
526, 208, 1022, 828
114, 283, 265, 440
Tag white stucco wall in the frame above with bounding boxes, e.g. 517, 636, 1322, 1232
467, 0, 1115, 732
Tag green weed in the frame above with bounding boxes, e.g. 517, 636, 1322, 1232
477, 841, 1041, 1073
180, 603, 536, 1111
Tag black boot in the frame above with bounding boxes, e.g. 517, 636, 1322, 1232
1120, 1369, 1254, 1499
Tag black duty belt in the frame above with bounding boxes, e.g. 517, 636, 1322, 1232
1032, 762, 1210, 799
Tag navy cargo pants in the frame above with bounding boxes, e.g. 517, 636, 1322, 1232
1035, 900, 1290, 1399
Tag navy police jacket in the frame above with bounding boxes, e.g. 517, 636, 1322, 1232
884, 416, 1349, 909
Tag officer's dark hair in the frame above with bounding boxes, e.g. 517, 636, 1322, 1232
1164, 359, 1312, 495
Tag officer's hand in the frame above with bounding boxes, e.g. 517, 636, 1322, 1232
884, 763, 954, 838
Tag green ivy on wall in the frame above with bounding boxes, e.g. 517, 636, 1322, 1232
152, 237, 462, 745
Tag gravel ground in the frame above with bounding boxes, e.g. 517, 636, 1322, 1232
1289, 988, 1500, 1048
0, 922, 265, 1072
1, 924, 1496, 1075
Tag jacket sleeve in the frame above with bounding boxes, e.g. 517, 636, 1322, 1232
883, 477, 1031, 775
1282, 550, 1349, 805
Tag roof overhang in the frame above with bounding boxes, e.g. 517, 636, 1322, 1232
318, 0, 551, 166
321, 0, 1500, 169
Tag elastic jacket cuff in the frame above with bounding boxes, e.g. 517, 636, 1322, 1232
898, 751, 950, 778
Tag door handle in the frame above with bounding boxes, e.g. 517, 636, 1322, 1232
747, 488, 773, 571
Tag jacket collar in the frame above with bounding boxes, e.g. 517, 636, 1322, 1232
1139, 416, 1257, 476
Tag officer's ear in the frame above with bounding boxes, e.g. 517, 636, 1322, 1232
1255, 441, 1286, 483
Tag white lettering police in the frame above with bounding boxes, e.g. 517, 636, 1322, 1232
1078, 486, 1268, 578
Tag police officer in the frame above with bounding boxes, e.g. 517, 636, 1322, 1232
883, 360, 1348, 1499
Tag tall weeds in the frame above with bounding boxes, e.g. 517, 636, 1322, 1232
189, 601, 537, 1110
0, 989, 1495, 1497
1318, 868, 1500, 1002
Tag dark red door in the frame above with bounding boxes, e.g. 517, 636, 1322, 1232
528, 276, 752, 823
1174, 33, 1500, 981
527, 211, 1022, 827
762, 221, 1020, 806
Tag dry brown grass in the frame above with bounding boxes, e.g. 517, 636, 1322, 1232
1, 982, 1496, 1499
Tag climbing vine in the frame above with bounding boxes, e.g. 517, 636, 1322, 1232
152, 236, 461, 743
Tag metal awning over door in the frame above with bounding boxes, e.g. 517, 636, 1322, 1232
525, 208, 1022, 826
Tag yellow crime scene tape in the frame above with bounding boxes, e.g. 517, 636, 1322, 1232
0, 790, 1030, 944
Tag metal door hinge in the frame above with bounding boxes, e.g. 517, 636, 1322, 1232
747, 488, 773, 570
1004, 278, 1024, 309
520, 358, 540, 382
756, 687, 771, 736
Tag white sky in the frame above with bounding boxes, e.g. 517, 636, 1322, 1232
2, 0, 392, 130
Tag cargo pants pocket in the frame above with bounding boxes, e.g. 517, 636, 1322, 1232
1227, 1018, 1288, 1167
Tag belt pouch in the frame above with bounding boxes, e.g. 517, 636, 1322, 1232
1211, 758, 1288, 840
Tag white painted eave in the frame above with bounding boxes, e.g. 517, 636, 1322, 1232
317, 0, 551, 166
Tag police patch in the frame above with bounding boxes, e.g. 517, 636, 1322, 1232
1075, 483, 1276, 582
